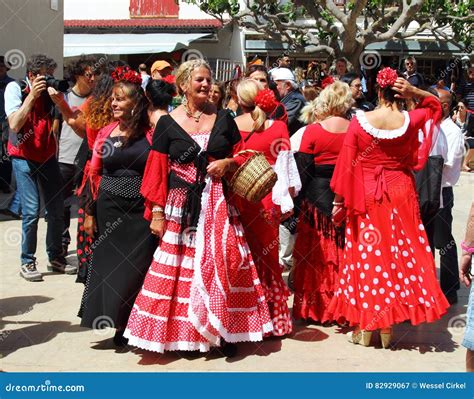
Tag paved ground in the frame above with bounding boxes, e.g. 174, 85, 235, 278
1, 172, 473, 372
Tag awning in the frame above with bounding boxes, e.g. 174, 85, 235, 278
64, 33, 211, 57
365, 40, 465, 55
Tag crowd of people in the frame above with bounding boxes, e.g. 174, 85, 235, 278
0, 52, 473, 366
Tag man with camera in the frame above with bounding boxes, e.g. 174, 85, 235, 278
4, 54, 73, 281
48, 55, 97, 259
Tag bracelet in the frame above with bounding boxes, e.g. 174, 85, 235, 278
152, 217, 165, 221
461, 241, 474, 254
152, 206, 164, 213
332, 201, 344, 206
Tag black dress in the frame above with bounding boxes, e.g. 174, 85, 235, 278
79, 135, 157, 330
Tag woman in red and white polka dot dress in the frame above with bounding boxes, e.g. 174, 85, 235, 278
325, 68, 450, 348
124, 60, 273, 356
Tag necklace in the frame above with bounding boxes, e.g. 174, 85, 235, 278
183, 101, 207, 122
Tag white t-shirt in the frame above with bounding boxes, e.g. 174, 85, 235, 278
4, 79, 29, 118
58, 90, 87, 164
439, 117, 464, 188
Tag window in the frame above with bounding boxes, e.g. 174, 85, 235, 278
129, 0, 179, 18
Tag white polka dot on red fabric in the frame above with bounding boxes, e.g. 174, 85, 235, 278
425, 246, 431, 252
404, 278, 409, 284
402, 250, 409, 257
401, 292, 406, 298
347, 241, 352, 248
375, 265, 382, 273
387, 281, 392, 287
374, 305, 380, 311
347, 227, 351, 235
410, 275, 416, 282
419, 297, 425, 303
373, 278, 379, 285
358, 244, 364, 251
362, 302, 368, 309
389, 292, 395, 298
360, 272, 365, 279
360, 292, 365, 298
340, 279, 345, 285
385, 298, 391, 304
419, 224, 425, 230
350, 298, 356, 305
364, 285, 369, 292
397, 272, 403, 279
379, 288, 385, 294
360, 222, 366, 228
395, 284, 401, 291
422, 288, 427, 295
367, 245, 373, 252
391, 263, 397, 270
361, 253, 367, 259
407, 262, 413, 268
364, 263, 370, 270
398, 239, 404, 246
383, 272, 389, 278
419, 237, 425, 244
418, 276, 423, 283
375, 249, 381, 256
348, 286, 354, 292
371, 289, 377, 295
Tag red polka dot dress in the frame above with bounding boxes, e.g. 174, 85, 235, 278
124, 112, 273, 352
324, 98, 450, 330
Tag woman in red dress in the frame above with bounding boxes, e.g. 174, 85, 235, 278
233, 79, 301, 336
290, 81, 351, 322
325, 68, 450, 348
124, 60, 273, 355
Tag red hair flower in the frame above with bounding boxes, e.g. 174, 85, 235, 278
321, 76, 335, 89
112, 66, 142, 85
377, 67, 398, 89
162, 75, 176, 85
255, 89, 278, 114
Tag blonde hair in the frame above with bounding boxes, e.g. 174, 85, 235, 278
237, 78, 267, 131
175, 59, 212, 96
299, 80, 352, 124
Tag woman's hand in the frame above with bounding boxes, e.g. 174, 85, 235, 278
331, 204, 346, 227
150, 218, 166, 238
207, 159, 231, 178
84, 214, 97, 237
392, 78, 416, 99
460, 252, 472, 287
281, 209, 294, 222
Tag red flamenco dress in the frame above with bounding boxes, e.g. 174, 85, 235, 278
124, 111, 273, 352
291, 123, 346, 322
324, 97, 450, 330
75, 99, 101, 284
234, 120, 301, 336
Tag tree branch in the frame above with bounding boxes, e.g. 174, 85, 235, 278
375, 0, 425, 41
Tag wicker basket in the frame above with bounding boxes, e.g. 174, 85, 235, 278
230, 150, 278, 202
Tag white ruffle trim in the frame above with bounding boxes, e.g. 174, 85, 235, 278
123, 329, 212, 353
272, 150, 302, 213
356, 110, 410, 139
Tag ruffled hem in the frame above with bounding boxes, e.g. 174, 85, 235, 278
323, 293, 450, 330
293, 291, 333, 322
123, 330, 212, 353
356, 110, 410, 139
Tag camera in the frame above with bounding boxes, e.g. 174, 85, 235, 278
44, 75, 69, 92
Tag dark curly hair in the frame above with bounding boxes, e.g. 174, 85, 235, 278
26, 54, 57, 75
66, 55, 97, 83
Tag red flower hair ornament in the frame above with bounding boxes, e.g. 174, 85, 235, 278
255, 89, 278, 114
321, 76, 335, 89
111, 66, 142, 85
162, 75, 176, 85
377, 67, 398, 89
